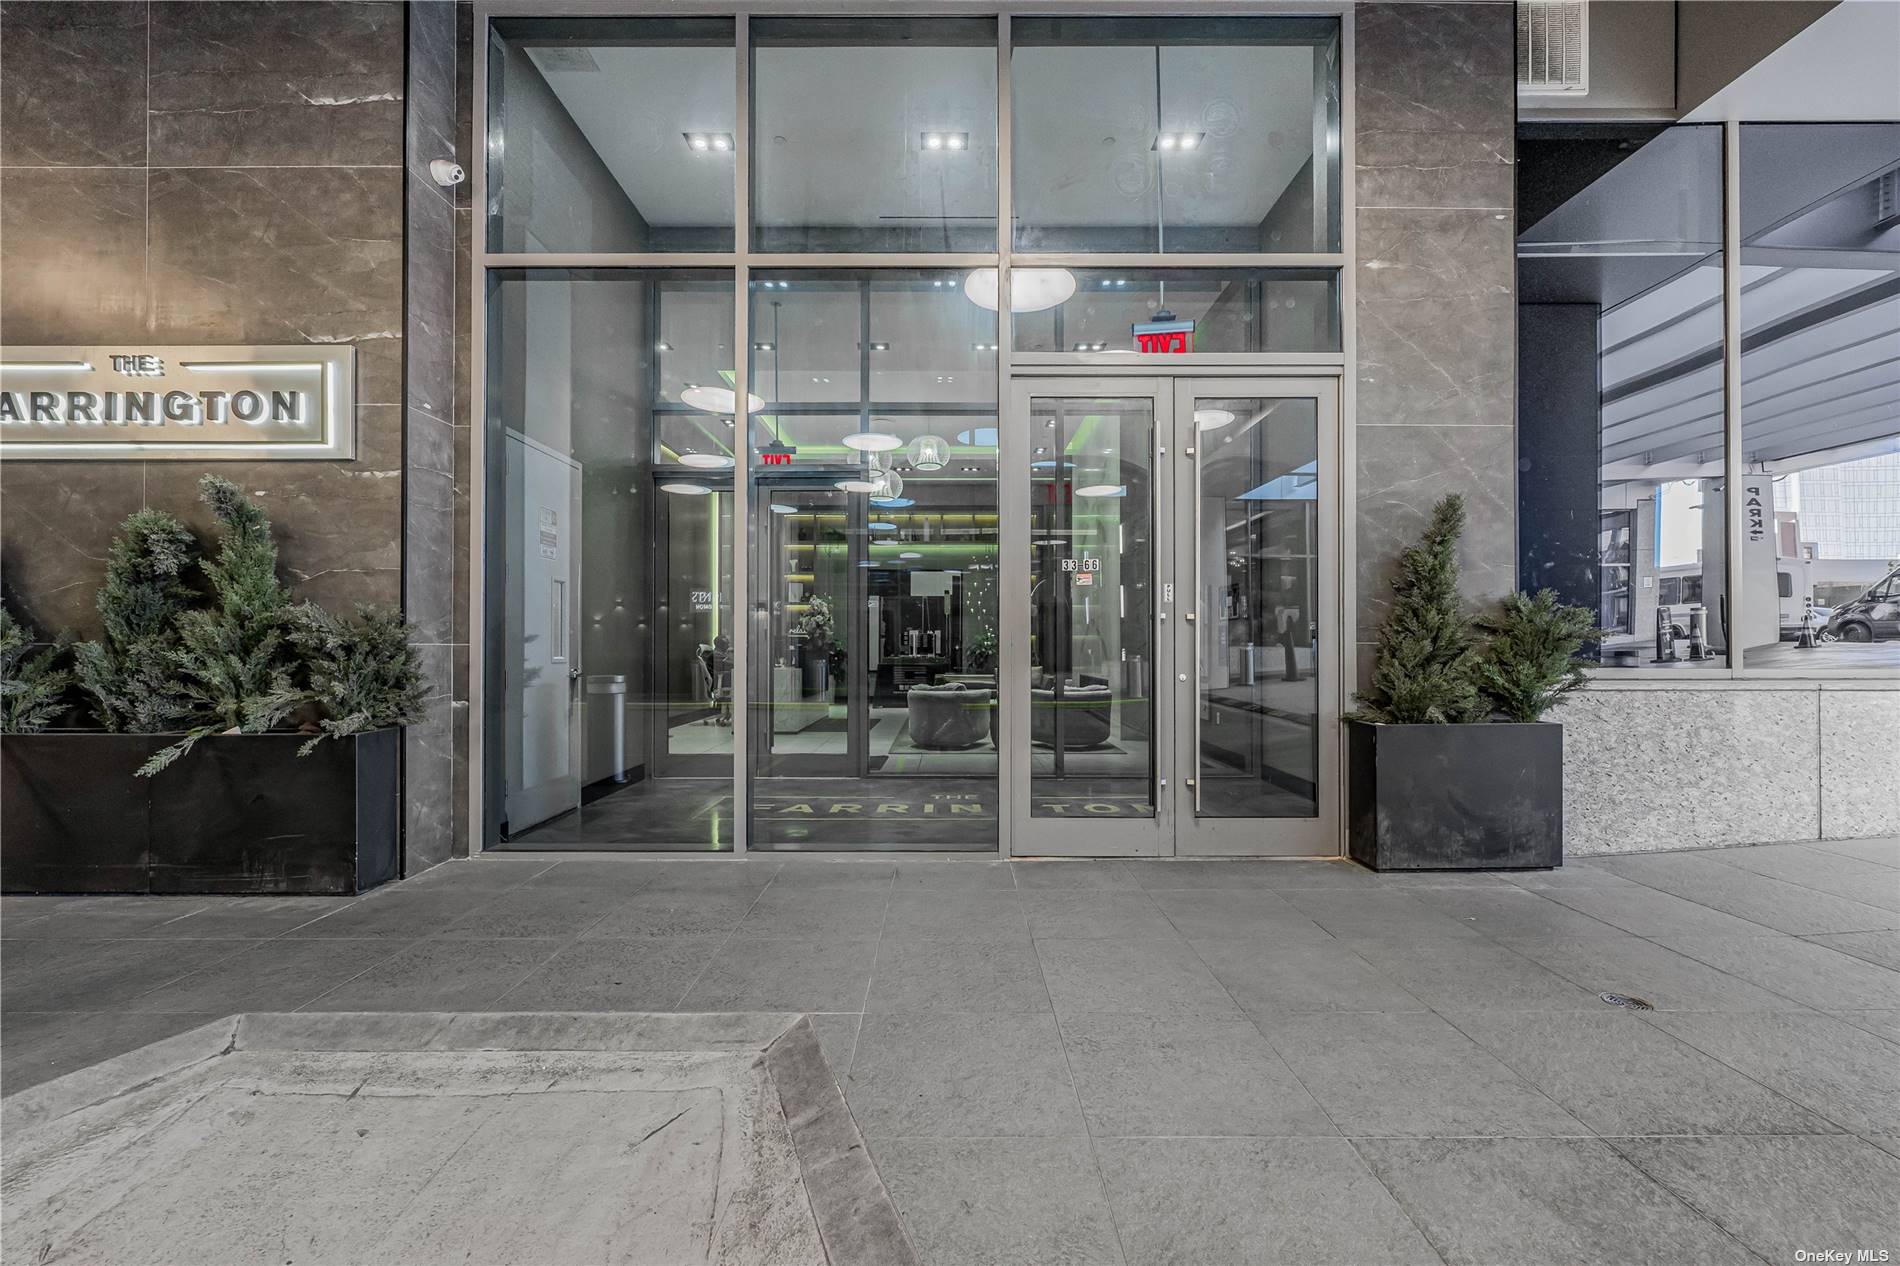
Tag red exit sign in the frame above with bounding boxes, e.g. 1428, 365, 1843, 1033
760, 451, 792, 466
1133, 318, 1194, 354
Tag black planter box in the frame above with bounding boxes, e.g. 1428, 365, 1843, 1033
2, 730, 399, 895
1347, 719, 1563, 870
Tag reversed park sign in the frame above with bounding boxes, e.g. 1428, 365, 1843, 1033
0, 345, 355, 460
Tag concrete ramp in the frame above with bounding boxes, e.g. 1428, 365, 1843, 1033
2, 1013, 917, 1266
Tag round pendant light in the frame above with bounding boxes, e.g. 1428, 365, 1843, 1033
678, 452, 735, 468
1194, 408, 1237, 431
1074, 483, 1128, 499
907, 433, 950, 472
963, 267, 1077, 313
842, 430, 903, 453
660, 481, 712, 496
680, 384, 765, 415
835, 478, 883, 494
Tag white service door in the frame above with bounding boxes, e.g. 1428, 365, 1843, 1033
503, 429, 582, 833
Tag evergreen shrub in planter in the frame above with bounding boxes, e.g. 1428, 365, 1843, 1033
1348, 495, 1598, 871
0, 477, 423, 895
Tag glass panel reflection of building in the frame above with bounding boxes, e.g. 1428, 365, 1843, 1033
747, 272, 1000, 849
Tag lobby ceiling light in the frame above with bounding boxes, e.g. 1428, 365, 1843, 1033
1153, 131, 1204, 152
871, 496, 914, 508
921, 131, 969, 152
1195, 408, 1237, 430
680, 384, 765, 414
869, 521, 897, 531
907, 434, 950, 471
842, 431, 902, 453
660, 482, 711, 496
955, 427, 999, 447
1074, 484, 1128, 498
684, 132, 734, 153
752, 341, 775, 352
899, 551, 923, 560
1071, 341, 1109, 352
863, 341, 892, 352
655, 341, 672, 352
972, 341, 998, 353
770, 503, 798, 514
964, 267, 1076, 314
835, 478, 883, 494
678, 452, 734, 469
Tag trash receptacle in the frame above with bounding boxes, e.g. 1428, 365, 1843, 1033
585, 674, 627, 785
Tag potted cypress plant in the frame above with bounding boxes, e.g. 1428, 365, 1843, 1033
1347, 494, 1597, 870
1, 476, 424, 895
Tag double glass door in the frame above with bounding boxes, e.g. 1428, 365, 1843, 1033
1002, 377, 1338, 856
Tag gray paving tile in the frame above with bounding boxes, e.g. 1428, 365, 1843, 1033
278, 888, 503, 939
808, 1012, 862, 1078
1273, 890, 1485, 944
1254, 860, 1395, 889
733, 888, 889, 939
578, 890, 759, 938
1022, 892, 1179, 940
136, 897, 360, 939
1491, 862, 1642, 890
1810, 837, 1900, 868
1260, 1011, 1589, 1138
120, 938, 412, 1015
0, 1010, 224, 1096
1642, 1010, 1900, 1136
1830, 1008, 1900, 1043
867, 938, 1051, 1013
1095, 1137, 1440, 1266
677, 937, 878, 1012
871, 1137, 1122, 1266
1867, 1135, 1900, 1161
1409, 886, 1629, 942
490, 937, 725, 1010
1654, 934, 1900, 1011
1598, 852, 1900, 934
1538, 883, 1786, 939
434, 886, 629, 938
507, 858, 661, 890
1610, 1136, 1900, 1264
1447, 1009, 1840, 1137
847, 1012, 1084, 1137
1191, 939, 1429, 1015
1707, 843, 1900, 912
1060, 1014, 1336, 1138
405, 858, 551, 890
620, 859, 781, 892
1145, 889, 1333, 941
300, 938, 562, 1012
893, 861, 1016, 890
767, 860, 898, 891
882, 891, 1029, 941
1037, 938, 1242, 1018
1348, 940, 1603, 1011
1011, 860, 1141, 890
1507, 934, 1809, 1012
1353, 1137, 1758, 1266
1124, 860, 1289, 890
4, 899, 226, 940
2, 938, 254, 1012
1806, 929, 1900, 972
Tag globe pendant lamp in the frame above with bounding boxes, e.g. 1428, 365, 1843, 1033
907, 434, 949, 472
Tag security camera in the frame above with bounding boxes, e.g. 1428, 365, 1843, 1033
430, 158, 466, 188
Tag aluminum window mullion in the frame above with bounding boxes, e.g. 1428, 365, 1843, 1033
1723, 121, 1745, 672
731, 13, 751, 853
1010, 253, 1347, 269
995, 10, 1012, 858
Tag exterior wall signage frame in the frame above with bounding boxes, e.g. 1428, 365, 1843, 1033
0, 346, 356, 460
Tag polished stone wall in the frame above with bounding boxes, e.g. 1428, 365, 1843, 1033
0, 0, 467, 869
1560, 685, 1900, 854
1353, 2, 1518, 681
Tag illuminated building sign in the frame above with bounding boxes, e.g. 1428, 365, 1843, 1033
0, 345, 355, 460
1132, 318, 1195, 354
759, 439, 797, 466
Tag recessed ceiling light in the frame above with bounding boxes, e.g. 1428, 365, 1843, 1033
660, 482, 711, 496
683, 132, 734, 153
1071, 341, 1109, 352
753, 341, 775, 352
1153, 131, 1204, 152
680, 385, 765, 414
842, 431, 902, 452
678, 452, 734, 469
971, 341, 998, 352
862, 341, 891, 352
1195, 408, 1237, 430
921, 131, 969, 152
656, 341, 672, 351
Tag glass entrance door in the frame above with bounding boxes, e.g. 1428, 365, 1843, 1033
1003, 377, 1338, 857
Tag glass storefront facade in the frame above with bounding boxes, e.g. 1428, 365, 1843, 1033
481, 14, 1345, 851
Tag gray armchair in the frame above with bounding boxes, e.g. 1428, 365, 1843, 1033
906, 683, 994, 750
1030, 683, 1113, 750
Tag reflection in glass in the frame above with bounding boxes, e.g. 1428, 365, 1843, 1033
752, 18, 998, 252
1517, 124, 1728, 667
747, 272, 1000, 849
488, 270, 736, 848
487, 19, 736, 253
1028, 398, 1156, 819
1013, 268, 1340, 354
1194, 398, 1319, 818
1012, 17, 1341, 253
1738, 124, 1900, 669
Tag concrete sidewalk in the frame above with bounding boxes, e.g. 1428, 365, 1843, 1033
5, 839, 1898, 1264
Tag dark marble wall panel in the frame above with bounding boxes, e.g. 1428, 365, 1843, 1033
0, 463, 144, 640
1353, 2, 1518, 684
0, 1, 148, 167
147, 1, 404, 168
404, 0, 464, 871
0, 168, 149, 343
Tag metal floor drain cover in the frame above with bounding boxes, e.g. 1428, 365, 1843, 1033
1599, 992, 1654, 1010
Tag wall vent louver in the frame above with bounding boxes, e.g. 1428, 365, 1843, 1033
1518, 0, 1589, 95
1875, 171, 1900, 229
